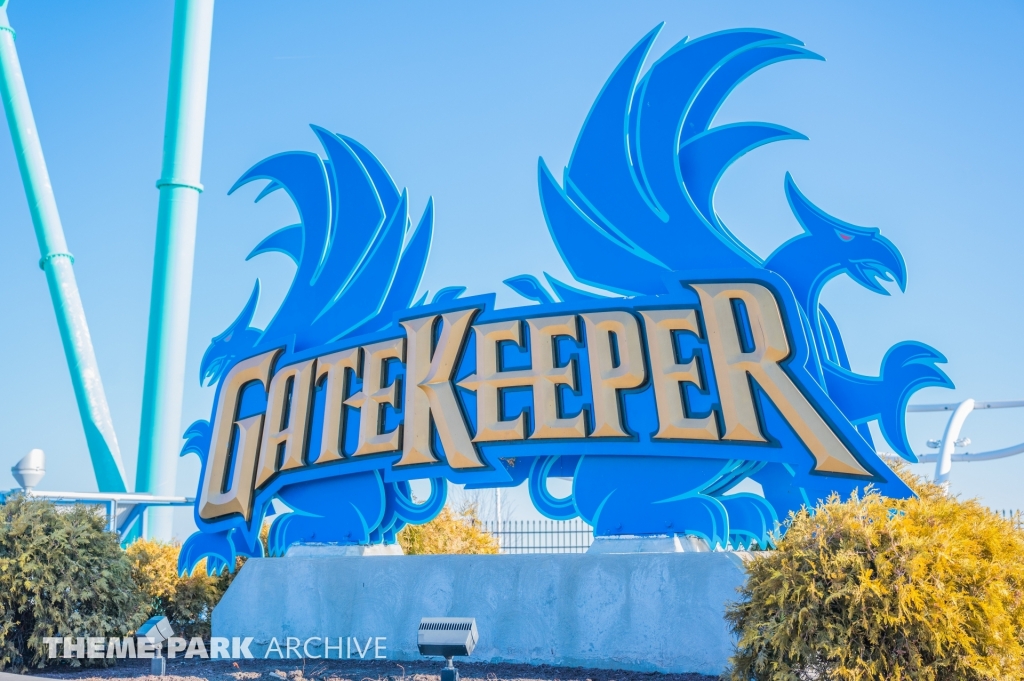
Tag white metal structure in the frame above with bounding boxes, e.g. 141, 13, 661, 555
908, 400, 1024, 490
0, 489, 195, 539
4, 448, 194, 539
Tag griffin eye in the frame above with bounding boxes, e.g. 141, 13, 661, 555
835, 229, 855, 242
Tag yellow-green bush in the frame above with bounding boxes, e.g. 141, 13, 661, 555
398, 505, 499, 555
0, 495, 150, 671
126, 539, 229, 639
726, 472, 1024, 681
126, 520, 271, 636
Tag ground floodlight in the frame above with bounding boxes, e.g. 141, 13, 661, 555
137, 615, 174, 676
418, 617, 478, 681
137, 615, 174, 646
11, 449, 45, 492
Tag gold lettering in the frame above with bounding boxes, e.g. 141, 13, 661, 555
345, 338, 405, 456
198, 350, 278, 521
459, 320, 530, 442
582, 311, 645, 438
692, 282, 870, 476
527, 316, 585, 439
255, 358, 317, 488
460, 315, 584, 441
641, 309, 719, 441
313, 347, 360, 464
397, 310, 483, 468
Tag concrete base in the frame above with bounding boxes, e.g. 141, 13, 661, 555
213, 552, 750, 675
587, 534, 710, 553
285, 543, 405, 557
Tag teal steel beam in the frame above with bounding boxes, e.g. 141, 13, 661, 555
0, 1, 127, 492
136, 0, 215, 539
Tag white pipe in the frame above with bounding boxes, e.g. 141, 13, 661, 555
18, 490, 193, 504
917, 440, 1024, 464
933, 399, 974, 490
908, 400, 1024, 412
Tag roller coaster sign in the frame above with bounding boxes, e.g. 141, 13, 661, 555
178, 25, 951, 574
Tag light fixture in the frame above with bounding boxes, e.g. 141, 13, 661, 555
418, 617, 478, 681
137, 615, 174, 676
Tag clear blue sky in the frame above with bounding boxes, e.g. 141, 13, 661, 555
1, 1, 1021, 534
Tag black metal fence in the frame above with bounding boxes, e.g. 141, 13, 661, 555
483, 519, 594, 554
999, 509, 1023, 528
481, 510, 1022, 552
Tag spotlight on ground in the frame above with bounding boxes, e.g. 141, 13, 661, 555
137, 615, 174, 676
418, 617, 478, 681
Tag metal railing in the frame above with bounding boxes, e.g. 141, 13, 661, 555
0, 488, 193, 540
910, 400, 1024, 489
483, 519, 594, 554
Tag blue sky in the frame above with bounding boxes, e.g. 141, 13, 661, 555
0, 1, 1021, 534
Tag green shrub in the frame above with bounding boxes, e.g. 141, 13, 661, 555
0, 494, 150, 671
726, 471, 1024, 681
398, 504, 499, 555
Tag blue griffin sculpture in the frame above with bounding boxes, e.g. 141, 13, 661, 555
179, 127, 446, 574
510, 25, 951, 547
178, 24, 953, 573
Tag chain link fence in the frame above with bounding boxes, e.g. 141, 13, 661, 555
482, 519, 594, 554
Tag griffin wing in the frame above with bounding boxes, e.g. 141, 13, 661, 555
230, 127, 432, 352
541, 26, 819, 295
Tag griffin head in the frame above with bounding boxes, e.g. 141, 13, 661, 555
787, 172, 906, 294
199, 281, 262, 387
765, 173, 907, 319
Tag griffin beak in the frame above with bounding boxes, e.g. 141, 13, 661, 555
851, 234, 907, 295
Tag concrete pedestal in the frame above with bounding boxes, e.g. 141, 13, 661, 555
587, 534, 711, 553
212, 551, 750, 675
285, 543, 404, 557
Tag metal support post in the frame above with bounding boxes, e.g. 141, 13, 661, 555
0, 1, 127, 492
933, 398, 975, 491
136, 0, 215, 539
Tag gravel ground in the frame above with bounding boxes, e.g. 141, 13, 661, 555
26, 658, 716, 681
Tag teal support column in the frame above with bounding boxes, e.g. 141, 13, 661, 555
137, 0, 215, 539
0, 1, 127, 492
